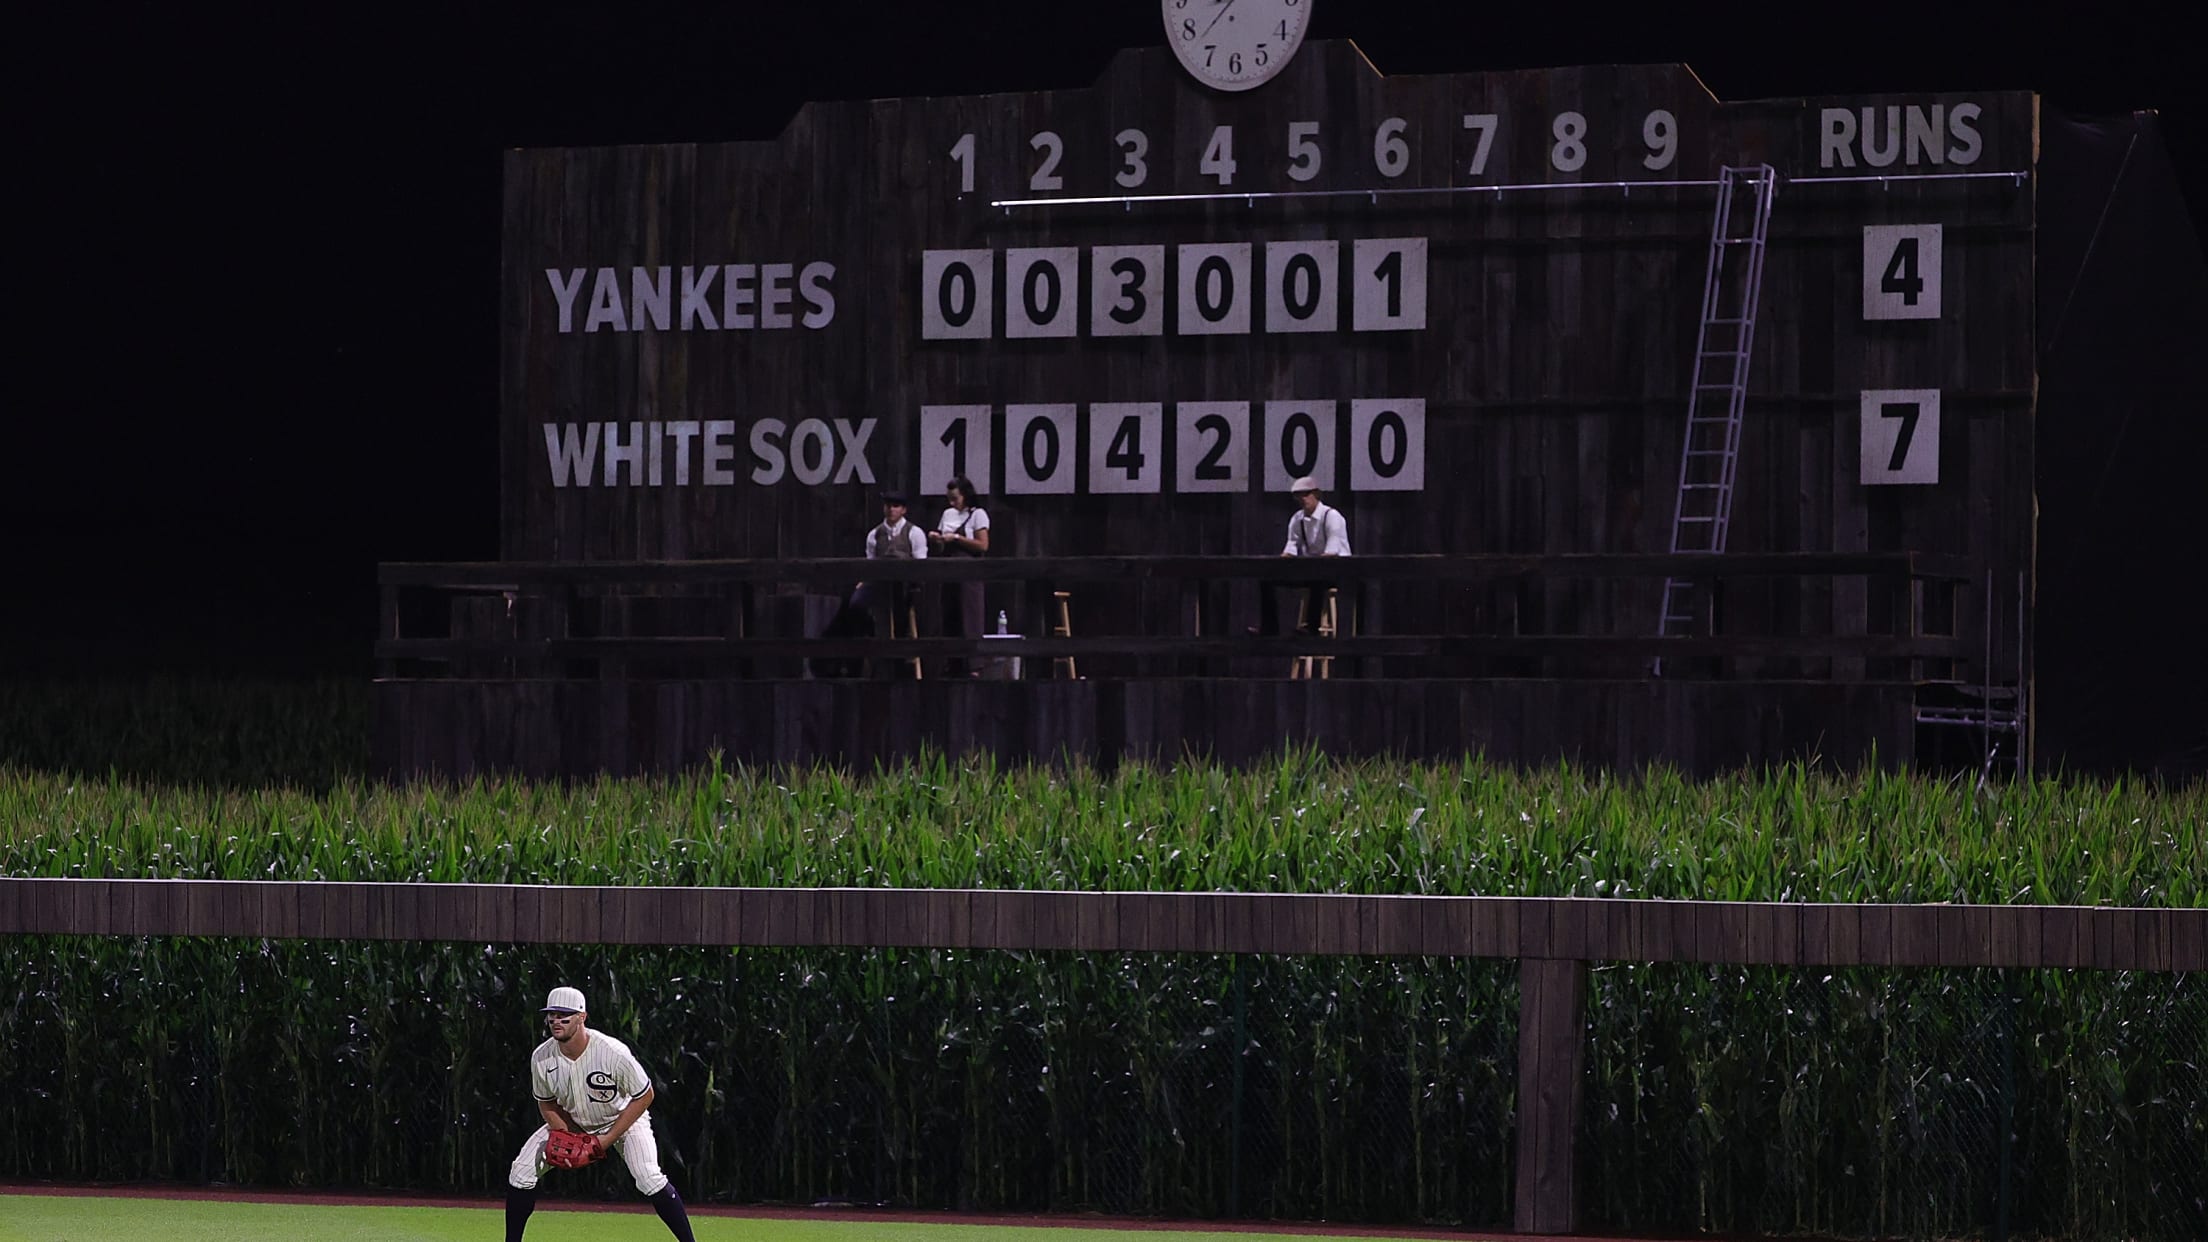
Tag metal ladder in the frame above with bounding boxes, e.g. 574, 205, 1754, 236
1657, 165, 1777, 653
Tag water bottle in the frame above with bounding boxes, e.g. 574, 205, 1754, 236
995, 609, 1009, 635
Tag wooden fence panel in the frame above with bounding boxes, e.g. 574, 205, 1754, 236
4, 880, 2197, 970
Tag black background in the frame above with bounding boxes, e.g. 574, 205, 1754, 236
11, 1, 2201, 681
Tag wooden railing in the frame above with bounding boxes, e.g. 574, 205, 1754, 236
378, 552, 1973, 680
7, 878, 2196, 1233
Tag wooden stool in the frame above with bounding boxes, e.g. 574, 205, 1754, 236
1291, 588, 1339, 680
1050, 590, 1078, 680
893, 595, 923, 680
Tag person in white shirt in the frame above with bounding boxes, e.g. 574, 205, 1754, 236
862, 490, 930, 562
832, 490, 930, 677
1256, 475, 1351, 636
925, 475, 991, 675
505, 987, 696, 1242
852, 489, 927, 626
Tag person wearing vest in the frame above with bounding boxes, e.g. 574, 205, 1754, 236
827, 491, 927, 678
926, 475, 991, 676
1255, 475, 1352, 636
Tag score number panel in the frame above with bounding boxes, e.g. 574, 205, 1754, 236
1859, 224, 1946, 485
922, 400, 1424, 498
922, 240, 1426, 339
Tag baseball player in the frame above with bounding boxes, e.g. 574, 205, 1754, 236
505, 986, 697, 1242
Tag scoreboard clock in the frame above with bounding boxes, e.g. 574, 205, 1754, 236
1162, 0, 1314, 93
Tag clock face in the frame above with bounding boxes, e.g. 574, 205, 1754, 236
1162, 0, 1312, 93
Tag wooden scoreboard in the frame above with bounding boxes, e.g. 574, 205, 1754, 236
463, 38, 2055, 775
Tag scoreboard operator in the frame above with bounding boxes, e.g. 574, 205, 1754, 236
505, 986, 698, 1242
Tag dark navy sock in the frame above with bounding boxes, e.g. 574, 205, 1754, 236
505, 1186, 538, 1242
648, 1183, 697, 1242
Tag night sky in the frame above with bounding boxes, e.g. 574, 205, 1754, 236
13, 2, 2202, 678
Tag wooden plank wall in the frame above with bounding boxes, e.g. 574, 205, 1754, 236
7, 879, 2194, 1233
6, 881, 2197, 972
500, 44, 2036, 685
373, 676, 1919, 779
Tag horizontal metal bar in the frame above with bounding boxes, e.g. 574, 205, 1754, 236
987, 169, 2028, 210
989, 178, 1723, 208
376, 632, 1971, 662
1914, 708, 2025, 731
1793, 170, 2029, 186
378, 551, 1979, 588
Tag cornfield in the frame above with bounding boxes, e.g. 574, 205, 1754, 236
3, 747, 2200, 903
1, 680, 2202, 1236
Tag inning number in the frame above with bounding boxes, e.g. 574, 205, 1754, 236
1028, 131, 1064, 191
1551, 111, 1588, 172
1373, 117, 1410, 178
1286, 120, 1322, 182
1642, 109, 1677, 170
1115, 128, 1149, 188
1863, 224, 1942, 319
1200, 125, 1237, 186
1461, 113, 1498, 177
948, 132, 974, 194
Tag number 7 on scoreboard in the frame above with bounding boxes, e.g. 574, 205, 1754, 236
1859, 389, 1941, 485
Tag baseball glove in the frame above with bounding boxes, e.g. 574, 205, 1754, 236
545, 1128, 601, 1169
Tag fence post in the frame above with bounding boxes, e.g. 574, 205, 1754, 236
1995, 969, 2017, 1242
1229, 953, 1246, 1217
1515, 957, 1588, 1234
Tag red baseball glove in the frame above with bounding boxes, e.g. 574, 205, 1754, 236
545, 1128, 601, 1169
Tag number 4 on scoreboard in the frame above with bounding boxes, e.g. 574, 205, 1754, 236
1087, 403, 1164, 494
1862, 224, 1942, 320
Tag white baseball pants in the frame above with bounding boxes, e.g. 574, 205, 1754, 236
507, 1114, 668, 1196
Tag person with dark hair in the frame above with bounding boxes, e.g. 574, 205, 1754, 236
856, 490, 928, 674
926, 476, 991, 675
852, 489, 926, 622
815, 490, 926, 678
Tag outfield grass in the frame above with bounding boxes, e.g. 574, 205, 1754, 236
0, 1196, 1484, 1242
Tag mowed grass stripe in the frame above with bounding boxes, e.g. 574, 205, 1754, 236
0, 1196, 1504, 1242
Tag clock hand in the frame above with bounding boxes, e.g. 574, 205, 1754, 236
1200, 0, 1238, 39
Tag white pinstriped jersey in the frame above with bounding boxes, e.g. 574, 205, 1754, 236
529, 1031, 650, 1133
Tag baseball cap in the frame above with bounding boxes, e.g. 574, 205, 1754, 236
1288, 476, 1321, 494
541, 986, 587, 1014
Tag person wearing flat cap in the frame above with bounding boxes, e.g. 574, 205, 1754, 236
505, 986, 697, 1242
1256, 476, 1352, 636
853, 488, 927, 627
815, 490, 928, 678
863, 490, 929, 564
